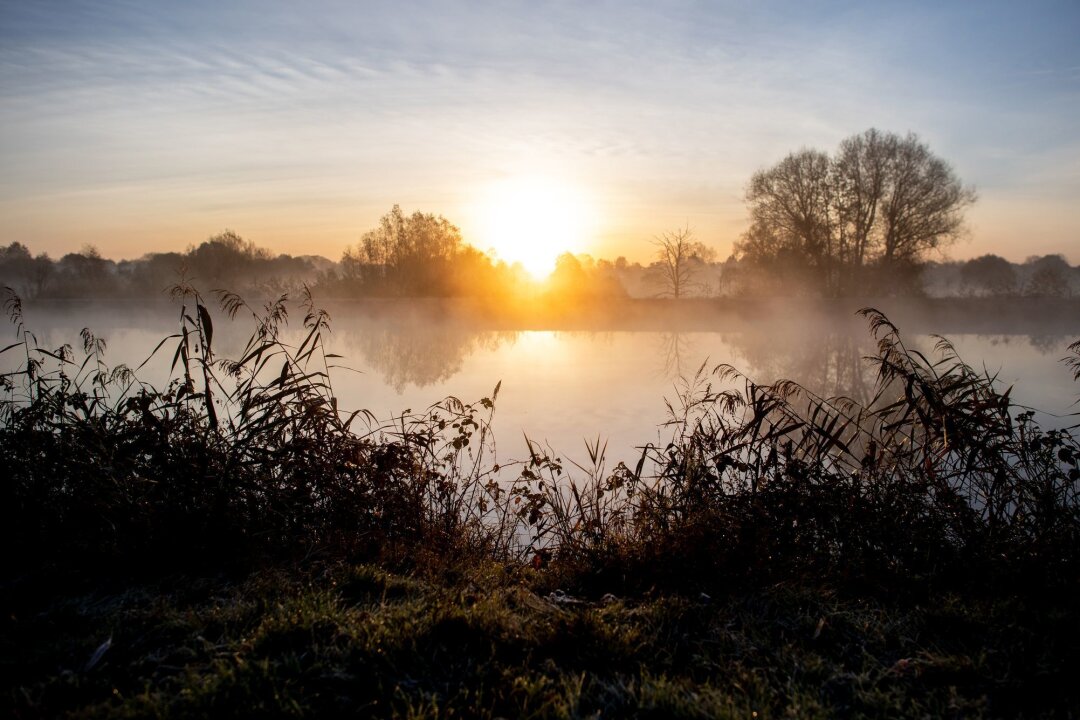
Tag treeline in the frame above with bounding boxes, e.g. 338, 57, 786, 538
2, 125, 1077, 301
923, 253, 1078, 298
720, 252, 1079, 298
0, 210, 628, 302
0, 231, 326, 300
3, 233, 1076, 302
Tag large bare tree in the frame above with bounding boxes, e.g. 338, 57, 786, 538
743, 149, 836, 290
833, 128, 893, 286
736, 129, 975, 295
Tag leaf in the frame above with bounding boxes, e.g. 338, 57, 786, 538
633, 448, 647, 481
134, 333, 181, 372
34, 347, 70, 362
197, 303, 214, 350
84, 636, 112, 671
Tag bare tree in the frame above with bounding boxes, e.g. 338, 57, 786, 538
833, 129, 892, 287
746, 150, 835, 264
651, 226, 715, 298
878, 134, 976, 266
736, 129, 976, 295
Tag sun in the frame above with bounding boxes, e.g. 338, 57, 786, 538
473, 175, 594, 278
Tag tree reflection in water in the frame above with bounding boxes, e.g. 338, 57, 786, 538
348, 323, 518, 393
657, 332, 695, 380
722, 330, 880, 408
325, 299, 1075, 405
972, 333, 1070, 357
724, 328, 1073, 411
1026, 334, 1067, 355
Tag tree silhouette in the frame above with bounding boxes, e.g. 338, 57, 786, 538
737, 129, 976, 295
1024, 255, 1072, 298
960, 254, 1018, 296
0, 243, 53, 298
341, 205, 467, 296
650, 227, 714, 298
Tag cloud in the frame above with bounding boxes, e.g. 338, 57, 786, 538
1, 0, 1078, 260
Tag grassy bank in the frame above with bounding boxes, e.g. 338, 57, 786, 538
7, 563, 1078, 719
2, 285, 1079, 717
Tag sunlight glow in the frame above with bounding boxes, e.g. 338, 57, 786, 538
474, 176, 595, 278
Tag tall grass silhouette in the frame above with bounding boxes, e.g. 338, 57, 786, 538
2, 286, 1077, 592
517, 310, 1079, 591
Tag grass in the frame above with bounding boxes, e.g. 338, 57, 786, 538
6, 562, 1078, 719
2, 284, 1079, 716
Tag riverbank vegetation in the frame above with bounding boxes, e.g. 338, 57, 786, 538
2, 285, 1079, 717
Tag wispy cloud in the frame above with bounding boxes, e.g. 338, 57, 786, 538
1, 0, 1079, 260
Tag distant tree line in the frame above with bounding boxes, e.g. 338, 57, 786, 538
714, 252, 1078, 299
1, 170, 1074, 302
0, 231, 323, 300
4, 232, 1074, 303
922, 253, 1078, 298
0, 211, 630, 302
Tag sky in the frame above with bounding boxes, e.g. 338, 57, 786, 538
1, 0, 1078, 265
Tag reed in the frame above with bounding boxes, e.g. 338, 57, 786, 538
2, 287, 1077, 595
518, 309, 1080, 591
1, 283, 508, 573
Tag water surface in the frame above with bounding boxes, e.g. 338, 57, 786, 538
9, 297, 1079, 469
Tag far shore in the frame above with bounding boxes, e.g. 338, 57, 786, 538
18, 294, 1080, 336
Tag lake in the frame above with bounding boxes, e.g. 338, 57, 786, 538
7, 296, 1080, 472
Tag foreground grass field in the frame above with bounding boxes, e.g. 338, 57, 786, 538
3, 287, 1079, 717
6, 562, 1078, 719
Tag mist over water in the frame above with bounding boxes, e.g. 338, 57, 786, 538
9, 297, 1079, 470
